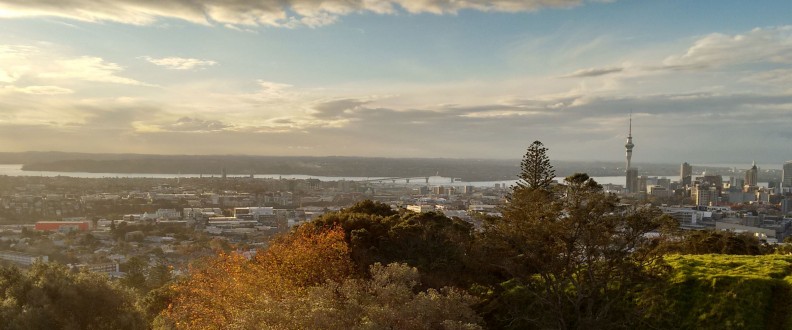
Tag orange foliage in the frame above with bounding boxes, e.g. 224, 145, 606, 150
164, 226, 354, 329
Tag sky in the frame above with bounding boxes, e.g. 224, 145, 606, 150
0, 0, 791, 165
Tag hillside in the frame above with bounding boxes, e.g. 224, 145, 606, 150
659, 254, 792, 330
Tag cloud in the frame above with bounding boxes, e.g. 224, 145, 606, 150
561, 66, 623, 78
661, 26, 792, 70
162, 117, 231, 132
311, 99, 369, 119
744, 69, 792, 87
2, 85, 73, 95
0, 44, 153, 89
39, 56, 150, 86
142, 56, 217, 70
0, 0, 602, 28
0, 45, 37, 83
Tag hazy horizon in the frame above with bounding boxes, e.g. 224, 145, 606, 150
2, 150, 786, 172
1, 1, 791, 163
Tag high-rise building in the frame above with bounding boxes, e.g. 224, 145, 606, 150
680, 162, 692, 186
744, 161, 758, 187
693, 183, 719, 206
657, 178, 671, 190
638, 175, 648, 193
782, 161, 792, 191
782, 198, 792, 215
626, 168, 639, 194
625, 115, 636, 192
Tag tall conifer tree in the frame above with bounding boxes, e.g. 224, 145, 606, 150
516, 140, 555, 191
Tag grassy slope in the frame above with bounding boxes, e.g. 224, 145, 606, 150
662, 254, 792, 330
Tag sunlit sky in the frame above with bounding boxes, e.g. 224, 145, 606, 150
0, 0, 791, 164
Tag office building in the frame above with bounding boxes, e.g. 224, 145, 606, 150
783, 161, 792, 191
626, 168, 639, 194
680, 162, 692, 186
744, 161, 758, 188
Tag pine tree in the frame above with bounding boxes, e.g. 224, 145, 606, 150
516, 140, 555, 191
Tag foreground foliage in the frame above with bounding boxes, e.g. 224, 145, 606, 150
163, 224, 482, 329
309, 200, 482, 289
0, 263, 144, 330
483, 162, 677, 329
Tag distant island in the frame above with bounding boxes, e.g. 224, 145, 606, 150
0, 151, 778, 182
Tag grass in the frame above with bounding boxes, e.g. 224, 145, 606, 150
658, 254, 792, 330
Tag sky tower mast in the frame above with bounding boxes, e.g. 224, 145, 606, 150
625, 113, 634, 170
624, 113, 637, 193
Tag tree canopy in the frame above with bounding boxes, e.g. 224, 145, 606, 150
0, 263, 145, 330
516, 140, 555, 191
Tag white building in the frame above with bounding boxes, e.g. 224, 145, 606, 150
0, 250, 48, 266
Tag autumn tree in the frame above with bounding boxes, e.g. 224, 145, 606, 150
163, 223, 484, 329
163, 225, 355, 329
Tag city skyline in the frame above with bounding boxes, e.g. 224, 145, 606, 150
1, 1, 792, 163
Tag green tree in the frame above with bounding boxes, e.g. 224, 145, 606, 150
121, 256, 149, 293
670, 230, 769, 255
310, 201, 481, 289
0, 263, 145, 329
486, 161, 677, 329
516, 140, 555, 191
259, 263, 483, 329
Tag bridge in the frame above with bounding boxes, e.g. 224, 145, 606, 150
356, 176, 462, 184
356, 177, 431, 184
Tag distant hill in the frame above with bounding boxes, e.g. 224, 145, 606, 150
0, 151, 753, 181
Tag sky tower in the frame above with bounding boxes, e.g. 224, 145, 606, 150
625, 114, 634, 170
624, 114, 638, 193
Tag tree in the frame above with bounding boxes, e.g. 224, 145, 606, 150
516, 140, 555, 191
121, 256, 149, 293
0, 263, 145, 329
310, 200, 481, 289
669, 230, 769, 255
486, 161, 677, 329
270, 263, 483, 329
164, 225, 355, 329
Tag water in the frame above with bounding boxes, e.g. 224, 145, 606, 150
0, 164, 675, 188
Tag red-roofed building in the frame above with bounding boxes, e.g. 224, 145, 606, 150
34, 221, 91, 232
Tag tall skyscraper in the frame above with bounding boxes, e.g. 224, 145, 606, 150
680, 162, 692, 186
626, 168, 639, 194
625, 114, 636, 192
783, 161, 792, 191
744, 161, 758, 187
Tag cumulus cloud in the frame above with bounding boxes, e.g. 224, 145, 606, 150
0, 0, 598, 28
142, 56, 217, 70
